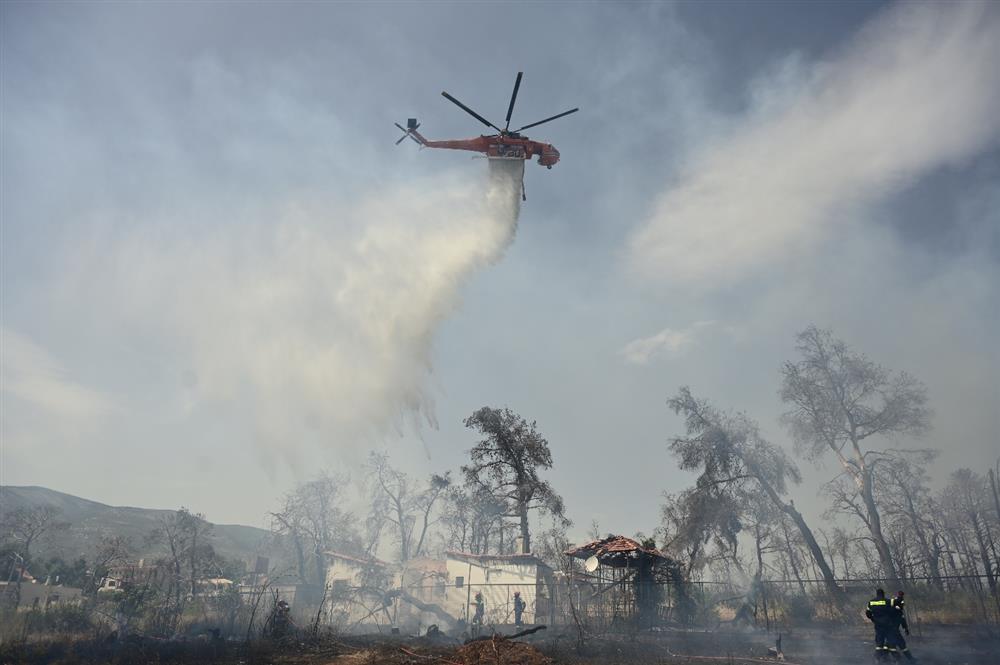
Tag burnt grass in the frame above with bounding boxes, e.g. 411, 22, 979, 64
1, 624, 997, 665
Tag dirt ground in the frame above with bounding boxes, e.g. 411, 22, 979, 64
2, 624, 996, 665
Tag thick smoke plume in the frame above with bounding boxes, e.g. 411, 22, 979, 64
30, 161, 524, 465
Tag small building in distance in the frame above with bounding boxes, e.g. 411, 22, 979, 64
99, 559, 170, 594
0, 579, 83, 610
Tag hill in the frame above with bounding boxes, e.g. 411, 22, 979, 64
0, 485, 277, 569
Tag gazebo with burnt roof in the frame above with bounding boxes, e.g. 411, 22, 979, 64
564, 535, 676, 627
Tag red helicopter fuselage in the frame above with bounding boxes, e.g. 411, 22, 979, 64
409, 129, 561, 168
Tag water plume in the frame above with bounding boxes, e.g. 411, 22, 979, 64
42, 161, 525, 464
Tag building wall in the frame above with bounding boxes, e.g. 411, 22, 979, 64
442, 558, 543, 626
396, 562, 450, 631
324, 558, 395, 631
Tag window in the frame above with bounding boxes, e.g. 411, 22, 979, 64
455, 576, 464, 588
331, 579, 349, 597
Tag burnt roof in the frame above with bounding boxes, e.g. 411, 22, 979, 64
563, 535, 669, 568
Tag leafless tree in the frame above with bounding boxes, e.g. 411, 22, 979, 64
462, 406, 568, 554
0, 505, 69, 565
779, 326, 931, 583
148, 508, 194, 620
365, 452, 450, 562
940, 469, 997, 592
179, 510, 214, 597
440, 484, 508, 554
666, 386, 841, 595
659, 487, 742, 578
878, 455, 945, 587
270, 472, 362, 585
86, 535, 132, 593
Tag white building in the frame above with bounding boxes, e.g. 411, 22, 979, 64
323, 551, 393, 631
321, 550, 555, 633
441, 551, 554, 627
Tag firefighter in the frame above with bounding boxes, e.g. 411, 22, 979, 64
865, 588, 896, 661
890, 591, 916, 661
513, 591, 526, 627
271, 599, 292, 640
470, 592, 485, 636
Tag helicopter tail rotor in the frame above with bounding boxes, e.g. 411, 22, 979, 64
394, 119, 424, 146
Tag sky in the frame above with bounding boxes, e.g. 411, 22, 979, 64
2, 1, 999, 548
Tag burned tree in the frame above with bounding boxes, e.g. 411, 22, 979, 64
666, 387, 840, 595
440, 484, 509, 554
147, 507, 218, 611
86, 535, 132, 593
779, 326, 931, 582
366, 452, 451, 562
660, 487, 743, 577
462, 407, 567, 554
270, 472, 362, 586
0, 506, 69, 565
868, 454, 943, 586
940, 469, 997, 592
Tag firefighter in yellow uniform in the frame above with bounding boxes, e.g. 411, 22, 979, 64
865, 588, 895, 661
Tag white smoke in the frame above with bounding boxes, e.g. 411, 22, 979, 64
626, 1, 1000, 287
41, 161, 524, 463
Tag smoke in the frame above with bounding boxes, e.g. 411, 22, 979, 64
626, 1, 1000, 288
23, 161, 524, 467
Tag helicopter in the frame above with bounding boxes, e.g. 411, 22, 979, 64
395, 72, 577, 181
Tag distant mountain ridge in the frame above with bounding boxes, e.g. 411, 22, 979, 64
0, 485, 276, 568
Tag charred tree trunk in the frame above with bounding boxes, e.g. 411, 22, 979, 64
781, 499, 839, 595
902, 489, 942, 589
989, 469, 1000, 529
753, 469, 840, 595
970, 510, 997, 592
780, 518, 807, 595
518, 492, 531, 554
293, 536, 308, 584
861, 468, 899, 584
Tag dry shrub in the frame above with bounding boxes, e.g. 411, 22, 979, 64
455, 639, 552, 665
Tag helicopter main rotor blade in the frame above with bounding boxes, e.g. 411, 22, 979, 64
441, 91, 502, 133
504, 71, 523, 131
513, 107, 579, 133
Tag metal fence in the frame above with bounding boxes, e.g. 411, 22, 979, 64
389, 575, 1000, 633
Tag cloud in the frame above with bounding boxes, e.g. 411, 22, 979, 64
627, 1, 1000, 287
1, 327, 116, 423
620, 321, 714, 365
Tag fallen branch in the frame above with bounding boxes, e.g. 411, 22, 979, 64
463, 625, 547, 644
